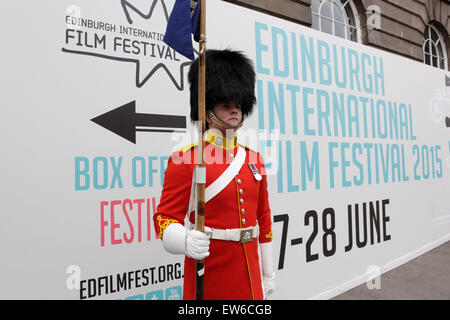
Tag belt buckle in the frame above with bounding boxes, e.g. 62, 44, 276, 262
240, 228, 253, 244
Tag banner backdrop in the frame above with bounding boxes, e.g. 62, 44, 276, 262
1, 0, 449, 299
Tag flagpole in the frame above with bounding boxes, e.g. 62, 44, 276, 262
195, 0, 207, 300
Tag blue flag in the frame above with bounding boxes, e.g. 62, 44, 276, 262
163, 0, 200, 60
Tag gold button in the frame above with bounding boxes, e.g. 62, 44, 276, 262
237, 179, 242, 184
241, 208, 245, 214
240, 198, 244, 204
242, 218, 246, 225
239, 189, 243, 195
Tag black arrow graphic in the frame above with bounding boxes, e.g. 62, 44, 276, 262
91, 101, 186, 144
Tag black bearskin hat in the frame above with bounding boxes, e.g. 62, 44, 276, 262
188, 49, 256, 123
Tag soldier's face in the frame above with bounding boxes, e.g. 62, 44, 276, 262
208, 102, 243, 131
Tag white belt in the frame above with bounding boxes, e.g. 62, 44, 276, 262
188, 222, 259, 243
208, 225, 259, 243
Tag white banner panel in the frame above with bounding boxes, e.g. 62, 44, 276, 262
1, 0, 449, 299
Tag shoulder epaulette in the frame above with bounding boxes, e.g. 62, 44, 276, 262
177, 143, 198, 153
239, 144, 258, 154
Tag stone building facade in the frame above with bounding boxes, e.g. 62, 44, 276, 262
224, 0, 450, 71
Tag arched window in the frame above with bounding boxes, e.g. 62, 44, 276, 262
423, 24, 448, 70
311, 0, 361, 42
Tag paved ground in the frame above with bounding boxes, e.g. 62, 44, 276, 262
332, 241, 450, 300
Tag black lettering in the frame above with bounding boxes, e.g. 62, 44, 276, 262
167, 264, 174, 281
98, 276, 108, 296
65, 28, 76, 44
95, 33, 106, 50
132, 40, 140, 55
123, 38, 131, 53
109, 274, 117, 293
117, 273, 127, 290
157, 44, 165, 58
79, 280, 87, 300
369, 200, 381, 244
149, 267, 156, 284
87, 279, 96, 298
355, 203, 368, 248
141, 269, 149, 286
382, 199, 391, 241
158, 265, 166, 282
305, 210, 319, 262
345, 204, 353, 252
135, 270, 141, 288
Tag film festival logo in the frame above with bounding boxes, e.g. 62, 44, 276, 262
62, 0, 193, 143
62, 0, 192, 89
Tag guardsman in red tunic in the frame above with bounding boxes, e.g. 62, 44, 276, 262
153, 49, 275, 300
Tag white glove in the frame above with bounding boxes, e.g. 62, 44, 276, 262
162, 223, 211, 260
186, 227, 211, 260
260, 242, 275, 298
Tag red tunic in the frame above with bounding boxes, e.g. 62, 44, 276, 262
154, 131, 273, 300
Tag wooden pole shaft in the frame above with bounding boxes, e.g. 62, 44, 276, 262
195, 0, 207, 300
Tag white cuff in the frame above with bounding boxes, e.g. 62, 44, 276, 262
162, 223, 186, 255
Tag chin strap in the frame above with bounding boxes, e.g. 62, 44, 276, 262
208, 110, 243, 130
